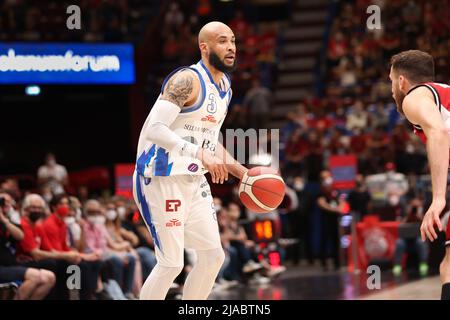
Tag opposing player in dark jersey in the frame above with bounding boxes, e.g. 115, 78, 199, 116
389, 50, 450, 300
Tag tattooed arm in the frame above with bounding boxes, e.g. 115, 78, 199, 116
141, 70, 201, 158
160, 70, 200, 108
142, 69, 228, 183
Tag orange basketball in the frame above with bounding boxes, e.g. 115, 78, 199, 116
239, 166, 286, 213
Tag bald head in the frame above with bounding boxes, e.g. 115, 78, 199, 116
198, 21, 236, 74
198, 21, 233, 45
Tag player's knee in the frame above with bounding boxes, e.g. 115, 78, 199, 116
153, 263, 183, 279
204, 248, 225, 271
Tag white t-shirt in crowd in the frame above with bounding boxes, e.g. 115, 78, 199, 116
37, 163, 68, 194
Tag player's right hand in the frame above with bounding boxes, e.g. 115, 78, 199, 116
420, 200, 444, 242
197, 149, 228, 184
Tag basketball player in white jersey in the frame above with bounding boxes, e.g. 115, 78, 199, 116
133, 22, 248, 300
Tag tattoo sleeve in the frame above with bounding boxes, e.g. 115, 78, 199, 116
161, 72, 194, 107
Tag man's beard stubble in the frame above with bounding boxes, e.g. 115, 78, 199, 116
208, 51, 236, 74
394, 89, 406, 115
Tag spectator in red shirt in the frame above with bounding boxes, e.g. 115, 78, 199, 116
16, 194, 80, 299
0, 192, 55, 300
42, 194, 103, 299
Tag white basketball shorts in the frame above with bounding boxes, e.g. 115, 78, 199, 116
132, 171, 221, 267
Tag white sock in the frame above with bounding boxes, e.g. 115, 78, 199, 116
182, 248, 225, 300
139, 264, 183, 300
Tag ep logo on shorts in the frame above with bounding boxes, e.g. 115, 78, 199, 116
166, 200, 181, 212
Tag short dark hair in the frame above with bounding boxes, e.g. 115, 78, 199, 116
50, 193, 68, 210
390, 50, 435, 84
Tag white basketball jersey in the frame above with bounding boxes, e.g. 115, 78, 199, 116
136, 61, 232, 177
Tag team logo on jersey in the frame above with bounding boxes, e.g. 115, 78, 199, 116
206, 93, 217, 114
201, 115, 217, 123
166, 200, 181, 212
166, 219, 182, 227
188, 163, 199, 172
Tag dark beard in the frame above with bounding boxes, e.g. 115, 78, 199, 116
394, 91, 406, 115
208, 51, 236, 74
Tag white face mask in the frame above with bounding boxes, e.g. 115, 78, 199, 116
88, 215, 106, 225
117, 207, 126, 220
324, 177, 333, 186
406, 144, 415, 154
388, 195, 400, 206
64, 217, 76, 226
293, 181, 304, 191
106, 210, 117, 221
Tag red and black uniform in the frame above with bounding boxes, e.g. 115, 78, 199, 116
407, 82, 450, 245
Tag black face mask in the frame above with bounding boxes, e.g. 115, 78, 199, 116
29, 211, 43, 222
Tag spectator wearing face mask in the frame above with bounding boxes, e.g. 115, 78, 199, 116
40, 194, 102, 300
82, 200, 136, 299
104, 202, 142, 299
317, 170, 344, 271
65, 197, 83, 250
0, 189, 20, 225
100, 203, 140, 299
0, 192, 56, 300
37, 153, 68, 196
16, 194, 79, 299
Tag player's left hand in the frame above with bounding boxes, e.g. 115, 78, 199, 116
420, 200, 445, 242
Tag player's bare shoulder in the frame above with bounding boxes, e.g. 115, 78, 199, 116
407, 86, 435, 102
403, 85, 442, 127
403, 86, 435, 112
161, 69, 200, 108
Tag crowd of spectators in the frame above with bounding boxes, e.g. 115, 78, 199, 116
0, 0, 160, 43
274, 0, 450, 274
0, 152, 289, 300
0, 185, 159, 300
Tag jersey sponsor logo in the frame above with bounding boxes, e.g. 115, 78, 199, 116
166, 200, 181, 212
206, 93, 217, 114
201, 115, 217, 123
188, 163, 199, 172
165, 218, 182, 227
201, 139, 216, 152
183, 124, 215, 136
201, 189, 211, 198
